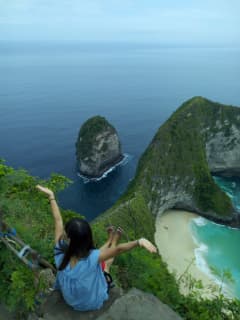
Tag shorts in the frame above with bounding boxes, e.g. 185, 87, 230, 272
101, 261, 114, 292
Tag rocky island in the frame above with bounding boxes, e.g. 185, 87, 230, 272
76, 116, 123, 179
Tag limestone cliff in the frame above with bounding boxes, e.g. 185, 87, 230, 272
133, 97, 240, 224
76, 116, 123, 178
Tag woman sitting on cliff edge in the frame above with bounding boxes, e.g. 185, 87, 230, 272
36, 185, 157, 312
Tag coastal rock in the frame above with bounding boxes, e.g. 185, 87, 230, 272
76, 116, 123, 178
31, 288, 182, 320
97, 288, 183, 320
133, 97, 240, 224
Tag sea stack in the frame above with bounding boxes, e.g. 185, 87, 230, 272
76, 116, 123, 178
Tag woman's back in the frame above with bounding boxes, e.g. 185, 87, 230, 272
54, 242, 108, 311
36, 185, 157, 312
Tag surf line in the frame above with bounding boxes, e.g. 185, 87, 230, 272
77, 153, 131, 183
191, 218, 234, 298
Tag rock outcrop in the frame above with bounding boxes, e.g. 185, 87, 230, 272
205, 120, 240, 176
133, 97, 240, 225
76, 116, 123, 178
29, 288, 182, 320
96, 288, 183, 320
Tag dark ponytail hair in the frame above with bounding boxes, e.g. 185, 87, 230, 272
58, 218, 95, 271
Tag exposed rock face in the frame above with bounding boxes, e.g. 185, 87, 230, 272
76, 116, 123, 178
30, 288, 182, 320
205, 122, 240, 176
97, 288, 183, 320
133, 97, 240, 225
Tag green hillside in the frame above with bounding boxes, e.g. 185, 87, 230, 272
132, 97, 239, 220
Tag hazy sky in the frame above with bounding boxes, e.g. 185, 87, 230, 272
0, 0, 239, 45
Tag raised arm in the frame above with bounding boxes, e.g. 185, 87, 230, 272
99, 238, 157, 262
36, 185, 64, 243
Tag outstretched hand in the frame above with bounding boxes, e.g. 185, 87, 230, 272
138, 238, 157, 253
36, 185, 54, 198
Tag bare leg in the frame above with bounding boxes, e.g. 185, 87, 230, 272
104, 228, 122, 273
100, 226, 115, 251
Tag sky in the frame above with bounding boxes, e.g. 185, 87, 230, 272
0, 0, 239, 46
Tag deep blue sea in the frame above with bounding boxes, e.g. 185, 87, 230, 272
1, 41, 240, 297
1, 42, 239, 220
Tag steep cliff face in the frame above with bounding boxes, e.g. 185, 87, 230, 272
132, 97, 240, 224
76, 116, 123, 178
205, 121, 240, 176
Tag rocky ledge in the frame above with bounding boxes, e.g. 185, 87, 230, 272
28, 288, 182, 320
76, 116, 123, 178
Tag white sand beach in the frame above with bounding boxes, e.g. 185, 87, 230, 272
155, 210, 220, 298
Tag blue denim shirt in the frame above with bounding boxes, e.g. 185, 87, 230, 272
54, 241, 108, 311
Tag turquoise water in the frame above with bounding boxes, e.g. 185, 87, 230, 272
191, 177, 240, 298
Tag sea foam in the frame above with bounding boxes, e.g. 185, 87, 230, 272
78, 153, 131, 183
191, 219, 234, 298
192, 217, 207, 227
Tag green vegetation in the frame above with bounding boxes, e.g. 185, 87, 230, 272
76, 116, 115, 160
0, 160, 240, 319
0, 160, 80, 318
194, 164, 232, 215
1, 97, 240, 318
131, 96, 239, 218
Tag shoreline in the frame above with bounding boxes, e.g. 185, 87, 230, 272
154, 210, 223, 299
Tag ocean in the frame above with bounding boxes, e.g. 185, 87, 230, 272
1, 42, 240, 296
1, 42, 239, 218
191, 177, 240, 298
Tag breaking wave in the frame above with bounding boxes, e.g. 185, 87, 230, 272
77, 153, 131, 183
